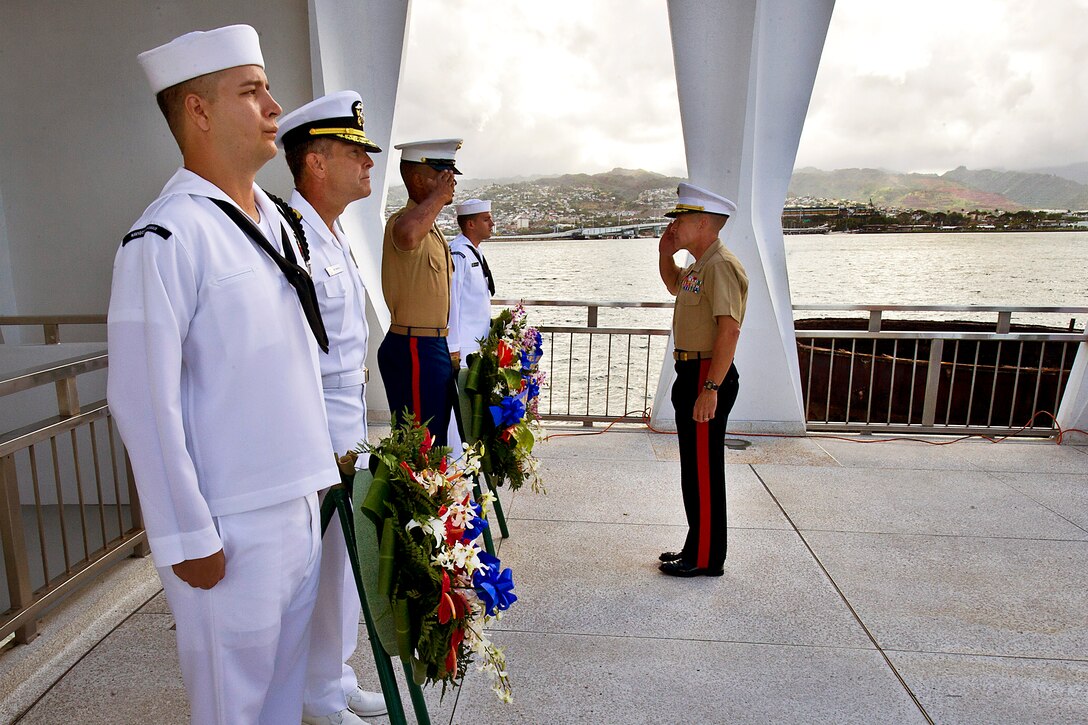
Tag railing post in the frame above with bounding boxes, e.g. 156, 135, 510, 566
125, 456, 151, 557
1, 454, 38, 643
868, 310, 882, 332
587, 305, 598, 328
43, 323, 60, 344
56, 375, 80, 417
921, 339, 945, 427
996, 311, 1012, 334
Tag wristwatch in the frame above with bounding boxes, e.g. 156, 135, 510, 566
703, 379, 720, 392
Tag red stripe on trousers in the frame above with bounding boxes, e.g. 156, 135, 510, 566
410, 337, 422, 425
696, 358, 712, 568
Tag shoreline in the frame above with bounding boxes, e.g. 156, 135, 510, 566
490, 228, 1088, 242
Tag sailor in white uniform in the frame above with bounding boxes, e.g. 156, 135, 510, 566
107, 26, 338, 725
276, 92, 387, 725
447, 198, 496, 453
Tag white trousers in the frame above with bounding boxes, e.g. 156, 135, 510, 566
447, 415, 464, 463
158, 494, 322, 725
304, 384, 366, 716
447, 359, 468, 462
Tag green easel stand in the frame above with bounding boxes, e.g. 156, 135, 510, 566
320, 482, 431, 725
454, 368, 511, 551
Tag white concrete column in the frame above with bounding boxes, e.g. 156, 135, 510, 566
307, 0, 413, 416
1056, 341, 1088, 444
653, 0, 834, 433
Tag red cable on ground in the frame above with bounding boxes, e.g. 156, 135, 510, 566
542, 408, 1088, 446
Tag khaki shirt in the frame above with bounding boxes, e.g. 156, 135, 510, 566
672, 239, 748, 352
381, 200, 452, 328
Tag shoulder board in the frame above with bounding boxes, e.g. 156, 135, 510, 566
122, 224, 172, 246
451, 250, 466, 258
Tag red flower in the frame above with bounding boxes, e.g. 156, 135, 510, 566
438, 570, 466, 625
444, 517, 463, 547
446, 627, 465, 673
419, 431, 433, 460
497, 340, 514, 367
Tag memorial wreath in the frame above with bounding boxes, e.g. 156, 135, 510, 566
348, 419, 517, 702
462, 304, 546, 492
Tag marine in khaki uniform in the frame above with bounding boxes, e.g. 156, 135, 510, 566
378, 139, 461, 445
657, 183, 748, 577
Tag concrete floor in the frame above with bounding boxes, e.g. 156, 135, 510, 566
4, 430, 1088, 724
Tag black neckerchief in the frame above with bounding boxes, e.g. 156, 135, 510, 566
208, 197, 330, 353
464, 243, 495, 296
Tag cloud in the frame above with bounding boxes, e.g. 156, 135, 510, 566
796, 0, 1088, 172
393, 0, 1087, 178
393, 0, 685, 179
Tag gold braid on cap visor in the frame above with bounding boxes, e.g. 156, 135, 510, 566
308, 127, 378, 145
673, 203, 706, 213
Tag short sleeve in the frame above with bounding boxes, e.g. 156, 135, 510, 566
704, 258, 748, 325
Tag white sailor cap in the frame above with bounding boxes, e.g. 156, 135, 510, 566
276, 91, 382, 152
664, 182, 737, 218
394, 138, 463, 175
138, 24, 264, 95
456, 199, 491, 216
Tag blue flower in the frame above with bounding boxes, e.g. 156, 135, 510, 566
473, 551, 517, 616
520, 331, 544, 372
489, 394, 526, 428
523, 377, 540, 400
460, 501, 489, 543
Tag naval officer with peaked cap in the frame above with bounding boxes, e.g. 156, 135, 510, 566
107, 25, 338, 723
379, 138, 461, 445
275, 90, 387, 725
446, 197, 497, 455
656, 183, 748, 578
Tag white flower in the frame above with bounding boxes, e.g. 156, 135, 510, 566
434, 541, 481, 571
407, 517, 444, 548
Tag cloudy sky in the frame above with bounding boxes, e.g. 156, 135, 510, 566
391, 0, 1087, 180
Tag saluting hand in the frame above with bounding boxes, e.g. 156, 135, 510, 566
431, 170, 457, 206
172, 549, 226, 589
659, 223, 679, 256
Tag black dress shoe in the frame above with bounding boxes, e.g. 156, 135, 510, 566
658, 550, 684, 562
659, 559, 724, 577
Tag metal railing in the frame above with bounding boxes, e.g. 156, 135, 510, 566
792, 305, 1087, 434
1, 351, 147, 644
2, 303, 1082, 643
0, 314, 107, 345
495, 300, 1088, 434
494, 299, 673, 424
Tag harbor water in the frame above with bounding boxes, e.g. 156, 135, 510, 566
485, 231, 1088, 330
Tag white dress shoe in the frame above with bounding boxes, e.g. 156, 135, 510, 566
301, 709, 368, 725
346, 686, 388, 717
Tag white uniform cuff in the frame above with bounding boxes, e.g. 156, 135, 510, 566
147, 524, 223, 568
